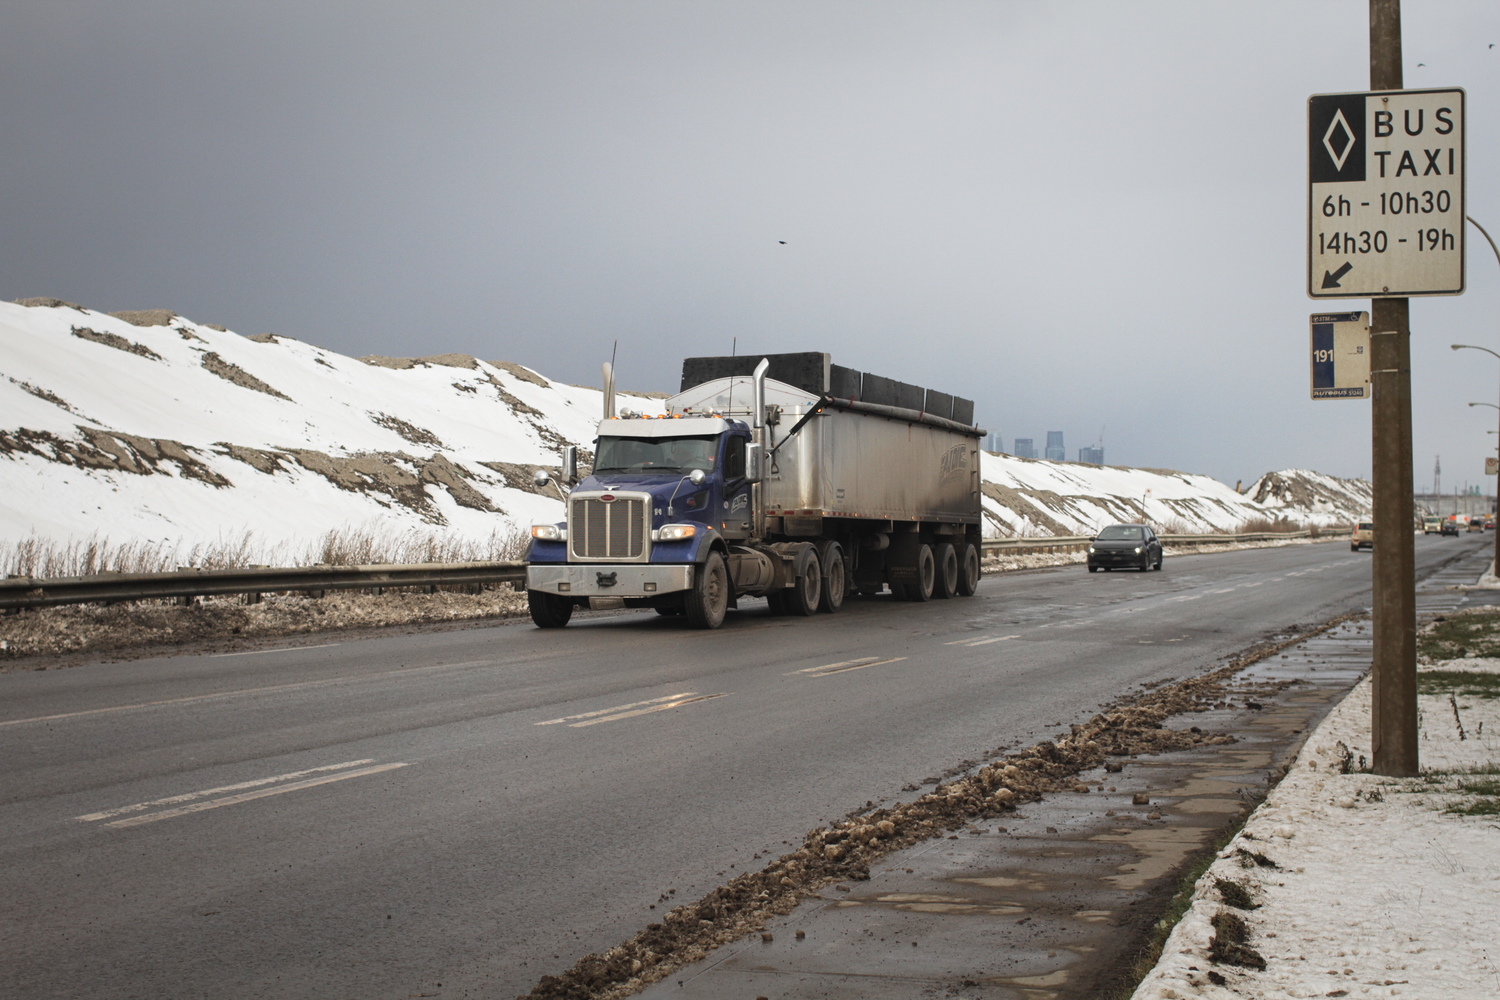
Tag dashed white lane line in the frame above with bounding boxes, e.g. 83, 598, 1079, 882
800, 657, 908, 678
566, 693, 725, 727
76, 759, 378, 822
211, 642, 342, 658
1206, 588, 1237, 594
789, 657, 882, 673
963, 635, 1022, 646
535, 692, 727, 728
1242, 581, 1265, 587
81, 761, 408, 829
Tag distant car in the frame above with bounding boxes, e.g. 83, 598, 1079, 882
1487, 518, 1496, 531
1468, 518, 1484, 533
1423, 516, 1442, 534
1351, 522, 1374, 551
1440, 519, 1460, 536
1087, 523, 1162, 572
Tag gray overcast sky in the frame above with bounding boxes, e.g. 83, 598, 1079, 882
2, 1, 1497, 488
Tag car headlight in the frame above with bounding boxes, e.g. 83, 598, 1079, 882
1088, 546, 1095, 553
1133, 546, 1142, 554
655, 523, 698, 541
530, 522, 566, 541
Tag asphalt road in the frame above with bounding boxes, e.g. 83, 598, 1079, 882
1, 535, 1484, 999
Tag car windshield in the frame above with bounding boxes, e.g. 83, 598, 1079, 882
1097, 526, 1144, 540
594, 435, 718, 474
1359, 523, 1374, 530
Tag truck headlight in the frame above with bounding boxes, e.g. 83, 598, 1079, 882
531, 523, 566, 541
655, 523, 698, 541
1133, 546, 1142, 554
1088, 546, 1095, 553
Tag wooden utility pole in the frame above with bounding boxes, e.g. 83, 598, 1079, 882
1368, 0, 1418, 776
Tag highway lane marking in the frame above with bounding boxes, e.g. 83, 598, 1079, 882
1167, 595, 1202, 602
0, 659, 496, 729
535, 693, 697, 725
567, 693, 726, 727
963, 635, 1021, 646
1242, 581, 1265, 587
801, 657, 908, 678
94, 762, 409, 829
210, 643, 342, 658
1206, 588, 1237, 594
788, 657, 882, 673
75, 759, 379, 822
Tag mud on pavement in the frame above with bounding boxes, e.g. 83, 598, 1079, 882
520, 614, 1369, 1000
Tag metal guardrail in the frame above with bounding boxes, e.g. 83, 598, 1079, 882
0, 561, 527, 611
981, 529, 1330, 555
1, 530, 1345, 610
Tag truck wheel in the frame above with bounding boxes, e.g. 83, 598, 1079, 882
908, 544, 936, 602
817, 541, 845, 613
933, 543, 959, 599
787, 544, 822, 616
957, 543, 980, 596
528, 590, 573, 628
684, 551, 729, 629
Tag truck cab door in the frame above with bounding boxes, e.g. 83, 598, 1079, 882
720, 434, 753, 539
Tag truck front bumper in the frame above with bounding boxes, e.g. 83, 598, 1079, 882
526, 564, 694, 599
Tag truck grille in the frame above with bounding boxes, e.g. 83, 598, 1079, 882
569, 494, 648, 561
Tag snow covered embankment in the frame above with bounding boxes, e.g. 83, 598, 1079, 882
1133, 662, 1500, 998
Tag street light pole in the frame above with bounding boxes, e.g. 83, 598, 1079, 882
1456, 360, 1500, 577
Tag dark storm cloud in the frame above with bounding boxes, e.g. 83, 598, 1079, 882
2, 1, 1497, 486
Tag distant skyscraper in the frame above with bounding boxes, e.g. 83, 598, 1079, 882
1013, 438, 1035, 460
1078, 446, 1104, 464
1045, 431, 1065, 462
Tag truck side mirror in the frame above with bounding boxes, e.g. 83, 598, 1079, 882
745, 442, 764, 483
689, 468, 707, 486
532, 469, 550, 488
562, 445, 578, 484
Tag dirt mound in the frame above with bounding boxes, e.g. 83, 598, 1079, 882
108, 309, 176, 327
13, 297, 85, 310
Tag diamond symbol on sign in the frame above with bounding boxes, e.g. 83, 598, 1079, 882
1323, 109, 1356, 171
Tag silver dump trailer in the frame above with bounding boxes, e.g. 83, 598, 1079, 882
524, 352, 984, 628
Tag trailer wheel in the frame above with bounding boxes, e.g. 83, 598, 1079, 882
684, 551, 729, 629
933, 543, 959, 599
528, 590, 573, 628
957, 543, 980, 596
908, 544, 936, 602
817, 541, 845, 613
787, 543, 822, 616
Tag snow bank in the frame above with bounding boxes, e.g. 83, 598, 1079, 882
0, 298, 1369, 556
1132, 662, 1500, 1000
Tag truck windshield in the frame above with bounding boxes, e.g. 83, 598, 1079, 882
594, 435, 718, 474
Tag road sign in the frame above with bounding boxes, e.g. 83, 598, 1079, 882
1310, 311, 1370, 399
1308, 88, 1465, 298
1487, 457, 1498, 476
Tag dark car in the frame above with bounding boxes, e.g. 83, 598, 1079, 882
1087, 523, 1162, 572
1440, 519, 1460, 536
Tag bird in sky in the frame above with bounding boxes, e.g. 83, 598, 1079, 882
779, 241, 787, 244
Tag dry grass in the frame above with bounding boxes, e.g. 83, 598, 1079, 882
1, 526, 528, 580
1237, 516, 1304, 534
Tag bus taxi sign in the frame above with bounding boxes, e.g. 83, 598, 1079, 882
1308, 88, 1465, 298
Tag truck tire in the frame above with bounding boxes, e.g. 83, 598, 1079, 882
787, 543, 822, 616
933, 543, 959, 599
957, 543, 980, 596
817, 541, 845, 613
908, 544, 936, 602
684, 551, 729, 629
528, 590, 573, 628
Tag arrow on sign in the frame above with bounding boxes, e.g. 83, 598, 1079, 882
1321, 261, 1354, 288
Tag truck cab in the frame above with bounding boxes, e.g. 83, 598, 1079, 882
526, 416, 755, 627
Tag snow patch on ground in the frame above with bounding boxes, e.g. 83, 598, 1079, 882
1132, 661, 1500, 1000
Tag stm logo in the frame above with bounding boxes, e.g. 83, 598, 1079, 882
939, 444, 969, 483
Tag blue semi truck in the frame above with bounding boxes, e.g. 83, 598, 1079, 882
525, 352, 984, 629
